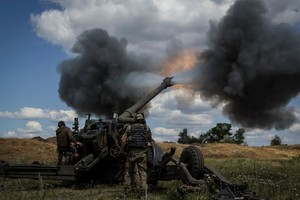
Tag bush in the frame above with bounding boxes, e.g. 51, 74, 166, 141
271, 135, 282, 146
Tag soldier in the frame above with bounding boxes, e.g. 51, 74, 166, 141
56, 121, 80, 165
121, 113, 152, 195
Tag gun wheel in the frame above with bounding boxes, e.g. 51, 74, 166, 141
110, 145, 121, 157
179, 145, 204, 183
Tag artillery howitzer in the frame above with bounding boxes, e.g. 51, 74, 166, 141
0, 77, 264, 199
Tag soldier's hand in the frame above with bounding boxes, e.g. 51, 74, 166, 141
76, 142, 83, 146
121, 134, 127, 143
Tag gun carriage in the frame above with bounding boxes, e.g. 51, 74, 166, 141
0, 77, 264, 199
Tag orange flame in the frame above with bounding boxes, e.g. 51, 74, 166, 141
161, 50, 199, 77
161, 50, 199, 90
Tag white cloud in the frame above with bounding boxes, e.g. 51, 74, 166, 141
3, 121, 44, 138
0, 107, 77, 122
16, 121, 43, 134
149, 90, 214, 129
289, 123, 300, 132
152, 136, 164, 142
31, 0, 231, 55
153, 127, 178, 136
0, 107, 79, 138
31, 0, 299, 57
5, 131, 17, 137
26, 121, 43, 132
245, 129, 266, 137
47, 125, 58, 132
26, 0, 300, 146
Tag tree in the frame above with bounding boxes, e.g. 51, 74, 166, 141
197, 123, 245, 145
177, 128, 191, 144
271, 135, 282, 146
205, 123, 232, 143
198, 133, 207, 144
189, 136, 200, 144
177, 124, 246, 145
233, 128, 245, 145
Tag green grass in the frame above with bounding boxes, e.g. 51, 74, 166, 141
0, 179, 209, 200
206, 156, 300, 200
0, 157, 299, 200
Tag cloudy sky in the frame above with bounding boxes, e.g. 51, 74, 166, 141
1, 0, 300, 146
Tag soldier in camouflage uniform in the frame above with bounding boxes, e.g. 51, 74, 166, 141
121, 113, 152, 194
56, 121, 80, 165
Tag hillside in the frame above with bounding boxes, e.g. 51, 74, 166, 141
0, 138, 57, 164
0, 138, 299, 164
160, 142, 300, 160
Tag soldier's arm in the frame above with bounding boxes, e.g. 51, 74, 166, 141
121, 125, 130, 153
146, 125, 153, 142
67, 128, 77, 143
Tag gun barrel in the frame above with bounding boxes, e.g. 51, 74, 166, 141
118, 77, 174, 121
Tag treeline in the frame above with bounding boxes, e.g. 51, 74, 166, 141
177, 123, 245, 145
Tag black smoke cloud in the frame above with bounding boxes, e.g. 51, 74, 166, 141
196, 0, 300, 130
57, 0, 300, 131
57, 29, 157, 117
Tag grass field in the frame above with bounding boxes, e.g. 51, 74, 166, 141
0, 138, 299, 199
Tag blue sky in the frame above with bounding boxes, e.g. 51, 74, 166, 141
0, 0, 300, 146
0, 1, 64, 109
0, 0, 69, 136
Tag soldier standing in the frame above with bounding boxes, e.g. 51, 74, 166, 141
56, 121, 80, 165
121, 113, 152, 196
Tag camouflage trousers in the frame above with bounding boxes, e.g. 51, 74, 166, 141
124, 149, 147, 193
57, 147, 73, 165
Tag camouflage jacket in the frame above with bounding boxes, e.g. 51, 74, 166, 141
56, 126, 77, 148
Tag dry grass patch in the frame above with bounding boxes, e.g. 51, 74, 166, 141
158, 142, 300, 160
0, 139, 299, 200
0, 138, 57, 164
0, 139, 299, 165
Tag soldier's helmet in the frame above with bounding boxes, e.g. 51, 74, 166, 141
58, 121, 65, 127
136, 113, 144, 120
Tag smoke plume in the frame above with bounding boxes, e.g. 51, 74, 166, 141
57, 0, 300, 131
57, 29, 160, 117
194, 0, 300, 130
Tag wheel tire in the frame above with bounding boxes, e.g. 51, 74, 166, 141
179, 145, 204, 183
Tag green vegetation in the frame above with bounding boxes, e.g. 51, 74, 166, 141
1, 157, 299, 200
271, 135, 282, 146
206, 157, 300, 200
0, 139, 299, 199
178, 123, 245, 145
